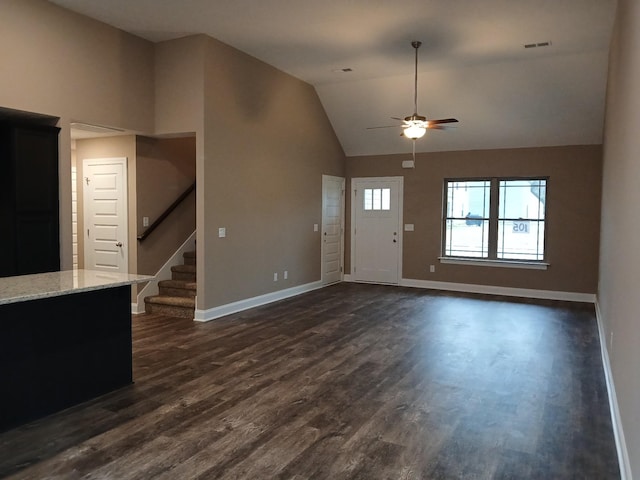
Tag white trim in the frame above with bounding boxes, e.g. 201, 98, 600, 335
194, 280, 323, 322
595, 301, 632, 480
400, 278, 595, 303
132, 231, 196, 314
439, 257, 549, 270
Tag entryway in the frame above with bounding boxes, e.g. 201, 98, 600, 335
351, 176, 403, 284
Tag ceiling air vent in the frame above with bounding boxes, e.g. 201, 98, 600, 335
524, 41, 552, 49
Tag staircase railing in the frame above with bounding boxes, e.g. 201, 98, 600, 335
137, 182, 195, 242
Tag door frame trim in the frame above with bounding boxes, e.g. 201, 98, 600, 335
350, 176, 404, 284
321, 174, 345, 285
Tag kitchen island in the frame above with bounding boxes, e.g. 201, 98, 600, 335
0, 269, 152, 432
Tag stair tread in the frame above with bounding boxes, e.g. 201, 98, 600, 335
158, 279, 196, 289
148, 251, 198, 317
171, 264, 196, 273
145, 295, 195, 308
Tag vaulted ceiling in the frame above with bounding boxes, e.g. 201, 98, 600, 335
49, 0, 617, 157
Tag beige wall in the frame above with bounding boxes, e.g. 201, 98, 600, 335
0, 0, 154, 130
0, 0, 155, 270
200, 36, 345, 308
136, 136, 196, 275
599, 0, 640, 476
346, 145, 602, 294
154, 35, 206, 136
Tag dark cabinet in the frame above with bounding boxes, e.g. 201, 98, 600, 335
0, 285, 133, 432
0, 123, 60, 277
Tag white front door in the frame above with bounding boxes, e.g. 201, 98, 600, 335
82, 157, 128, 273
322, 175, 345, 285
352, 177, 403, 284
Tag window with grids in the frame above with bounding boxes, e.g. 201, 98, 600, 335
443, 178, 547, 261
363, 188, 390, 211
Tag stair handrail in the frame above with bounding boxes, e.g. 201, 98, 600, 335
137, 182, 195, 242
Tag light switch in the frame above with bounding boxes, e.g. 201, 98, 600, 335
218, 227, 226, 238
143, 216, 149, 227
314, 224, 319, 232
404, 224, 414, 231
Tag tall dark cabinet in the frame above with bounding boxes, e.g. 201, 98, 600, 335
0, 123, 60, 277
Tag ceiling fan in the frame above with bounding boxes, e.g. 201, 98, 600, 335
367, 40, 459, 145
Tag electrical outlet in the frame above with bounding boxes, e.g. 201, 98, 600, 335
218, 227, 226, 238
143, 216, 149, 227
429, 265, 435, 273
284, 270, 288, 280
273, 272, 278, 281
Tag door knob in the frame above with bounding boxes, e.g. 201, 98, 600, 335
116, 242, 123, 247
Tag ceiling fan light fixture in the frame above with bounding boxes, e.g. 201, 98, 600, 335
404, 124, 426, 139
405, 114, 426, 123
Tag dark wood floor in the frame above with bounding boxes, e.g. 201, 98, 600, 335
0, 283, 620, 479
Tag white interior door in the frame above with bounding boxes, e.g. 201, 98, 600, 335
83, 157, 128, 273
352, 177, 403, 284
322, 175, 345, 285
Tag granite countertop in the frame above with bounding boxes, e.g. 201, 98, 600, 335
0, 269, 154, 305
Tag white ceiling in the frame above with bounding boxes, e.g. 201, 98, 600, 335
49, 0, 617, 157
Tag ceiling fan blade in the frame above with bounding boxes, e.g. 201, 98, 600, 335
428, 118, 459, 125
392, 116, 413, 124
427, 124, 456, 130
366, 125, 402, 130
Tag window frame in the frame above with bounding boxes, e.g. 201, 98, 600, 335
440, 176, 549, 268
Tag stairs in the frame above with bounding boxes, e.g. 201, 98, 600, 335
144, 251, 196, 318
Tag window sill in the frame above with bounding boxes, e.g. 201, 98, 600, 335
438, 257, 549, 270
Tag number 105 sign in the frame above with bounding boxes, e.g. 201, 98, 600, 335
512, 220, 530, 233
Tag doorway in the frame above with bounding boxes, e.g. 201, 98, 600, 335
322, 175, 345, 285
351, 177, 403, 284
82, 157, 128, 273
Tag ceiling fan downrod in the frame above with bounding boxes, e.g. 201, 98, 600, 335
411, 40, 422, 118
403, 40, 427, 139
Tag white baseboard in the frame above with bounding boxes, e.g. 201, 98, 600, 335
194, 280, 323, 322
595, 301, 632, 480
131, 302, 144, 315
343, 275, 595, 303
400, 278, 596, 303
